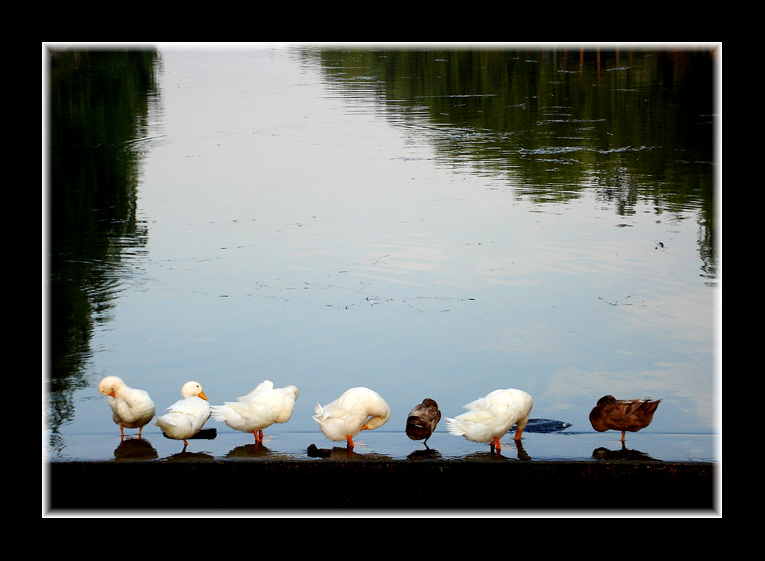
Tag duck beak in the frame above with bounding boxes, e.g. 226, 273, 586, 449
108, 391, 116, 398
198, 391, 209, 401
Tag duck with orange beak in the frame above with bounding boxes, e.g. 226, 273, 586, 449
155, 381, 211, 446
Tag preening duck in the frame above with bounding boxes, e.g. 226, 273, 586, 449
589, 395, 661, 442
405, 398, 441, 446
445, 388, 533, 451
98, 376, 156, 439
211, 380, 299, 442
313, 387, 390, 449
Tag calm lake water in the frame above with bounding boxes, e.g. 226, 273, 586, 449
45, 46, 720, 464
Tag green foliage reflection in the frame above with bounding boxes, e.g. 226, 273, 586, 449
304, 46, 717, 280
47, 48, 159, 437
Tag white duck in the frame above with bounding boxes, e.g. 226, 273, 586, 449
313, 387, 390, 448
445, 388, 533, 451
98, 376, 156, 439
211, 380, 299, 443
155, 381, 211, 446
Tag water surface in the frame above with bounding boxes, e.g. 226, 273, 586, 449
46, 46, 719, 463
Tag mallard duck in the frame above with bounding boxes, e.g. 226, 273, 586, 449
155, 381, 211, 446
313, 387, 390, 449
405, 398, 441, 446
98, 376, 156, 439
589, 395, 661, 442
445, 388, 533, 450
211, 380, 299, 442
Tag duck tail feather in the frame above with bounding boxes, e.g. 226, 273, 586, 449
444, 417, 464, 436
313, 402, 327, 422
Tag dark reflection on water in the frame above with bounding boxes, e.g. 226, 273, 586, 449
406, 447, 442, 461
300, 47, 717, 283
453, 439, 533, 462
592, 443, 659, 462
303, 446, 394, 461
46, 48, 160, 449
112, 437, 158, 461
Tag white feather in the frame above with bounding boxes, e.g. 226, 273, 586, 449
313, 387, 390, 442
98, 376, 156, 434
445, 388, 533, 445
155, 381, 210, 443
211, 381, 299, 435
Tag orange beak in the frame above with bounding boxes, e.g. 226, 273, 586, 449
108, 391, 116, 398
198, 391, 209, 401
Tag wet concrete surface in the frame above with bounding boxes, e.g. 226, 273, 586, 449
47, 459, 716, 512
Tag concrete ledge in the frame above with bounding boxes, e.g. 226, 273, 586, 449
47, 460, 716, 511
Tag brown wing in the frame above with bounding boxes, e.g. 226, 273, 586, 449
590, 396, 661, 433
405, 400, 441, 440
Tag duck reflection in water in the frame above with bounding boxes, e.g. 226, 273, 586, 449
161, 426, 217, 454
592, 442, 659, 461
112, 436, 158, 461
225, 441, 273, 459
164, 448, 215, 462
159, 429, 217, 460
499, 438, 531, 461
306, 443, 392, 461
407, 447, 442, 460
405, 398, 441, 449
460, 439, 532, 461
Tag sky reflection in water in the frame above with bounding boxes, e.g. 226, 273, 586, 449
46, 47, 719, 462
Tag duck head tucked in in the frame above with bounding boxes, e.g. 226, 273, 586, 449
211, 380, 299, 443
313, 387, 390, 449
445, 388, 533, 451
405, 398, 441, 446
589, 395, 661, 442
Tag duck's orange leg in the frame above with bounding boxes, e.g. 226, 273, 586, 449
621, 431, 626, 442
514, 426, 524, 441
491, 436, 502, 450
119, 425, 126, 440
346, 435, 355, 449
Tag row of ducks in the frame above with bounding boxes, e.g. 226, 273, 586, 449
97, 376, 661, 450
98, 376, 661, 450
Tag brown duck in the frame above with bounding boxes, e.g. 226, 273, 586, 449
405, 398, 441, 446
589, 395, 661, 442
